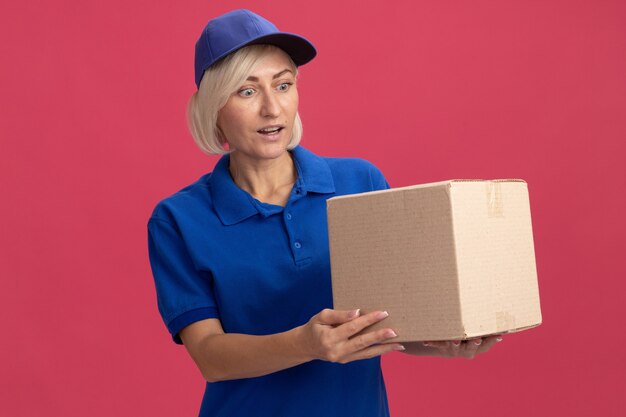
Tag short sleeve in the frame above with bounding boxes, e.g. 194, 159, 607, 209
368, 163, 391, 191
147, 217, 219, 344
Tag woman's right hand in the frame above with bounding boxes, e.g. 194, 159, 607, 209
180, 310, 402, 382
299, 308, 405, 364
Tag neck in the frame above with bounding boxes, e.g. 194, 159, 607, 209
228, 151, 297, 206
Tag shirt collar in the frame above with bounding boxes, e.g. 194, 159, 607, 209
291, 146, 335, 194
209, 146, 335, 226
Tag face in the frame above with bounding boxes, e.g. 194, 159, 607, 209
217, 48, 298, 162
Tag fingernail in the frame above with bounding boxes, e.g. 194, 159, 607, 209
452, 340, 461, 346
349, 309, 360, 318
422, 342, 430, 347
385, 330, 397, 338
393, 344, 405, 351
376, 311, 389, 319
474, 339, 482, 346
496, 337, 503, 342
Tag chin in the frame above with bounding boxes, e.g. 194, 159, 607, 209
260, 143, 291, 160
233, 142, 291, 161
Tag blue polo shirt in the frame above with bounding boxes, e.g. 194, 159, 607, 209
148, 146, 390, 417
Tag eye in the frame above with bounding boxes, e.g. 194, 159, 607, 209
277, 82, 293, 92
238, 88, 255, 97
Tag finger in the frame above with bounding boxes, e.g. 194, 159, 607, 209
476, 335, 501, 355
336, 310, 389, 338
316, 308, 361, 326
424, 340, 452, 356
346, 328, 399, 353
422, 340, 455, 357
450, 340, 462, 356
462, 338, 482, 359
340, 342, 405, 364
423, 341, 450, 349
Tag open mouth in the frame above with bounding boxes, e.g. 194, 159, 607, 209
257, 126, 284, 135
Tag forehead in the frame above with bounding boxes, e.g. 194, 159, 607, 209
247, 47, 296, 79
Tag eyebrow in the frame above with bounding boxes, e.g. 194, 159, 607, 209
246, 69, 293, 82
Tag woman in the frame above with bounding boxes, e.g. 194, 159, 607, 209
148, 9, 500, 417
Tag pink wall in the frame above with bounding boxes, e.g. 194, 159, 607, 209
1, 1, 624, 416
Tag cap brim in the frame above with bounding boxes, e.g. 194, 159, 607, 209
210, 32, 317, 69
244, 32, 317, 66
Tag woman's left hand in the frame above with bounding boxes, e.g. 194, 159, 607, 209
402, 335, 502, 359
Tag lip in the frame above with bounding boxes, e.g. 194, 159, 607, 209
257, 124, 285, 133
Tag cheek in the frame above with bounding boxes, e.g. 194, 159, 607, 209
285, 94, 299, 118
216, 115, 235, 144
217, 106, 234, 126
217, 106, 243, 135
292, 97, 299, 114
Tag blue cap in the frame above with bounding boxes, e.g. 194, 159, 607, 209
194, 9, 317, 89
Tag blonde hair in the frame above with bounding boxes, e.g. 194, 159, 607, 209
187, 44, 303, 155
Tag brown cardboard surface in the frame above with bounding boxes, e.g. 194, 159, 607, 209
327, 179, 542, 342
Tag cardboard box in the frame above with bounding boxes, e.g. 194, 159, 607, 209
327, 179, 541, 342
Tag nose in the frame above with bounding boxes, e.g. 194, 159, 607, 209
260, 90, 280, 118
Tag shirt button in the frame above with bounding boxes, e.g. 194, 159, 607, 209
286, 213, 292, 220
294, 241, 302, 249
